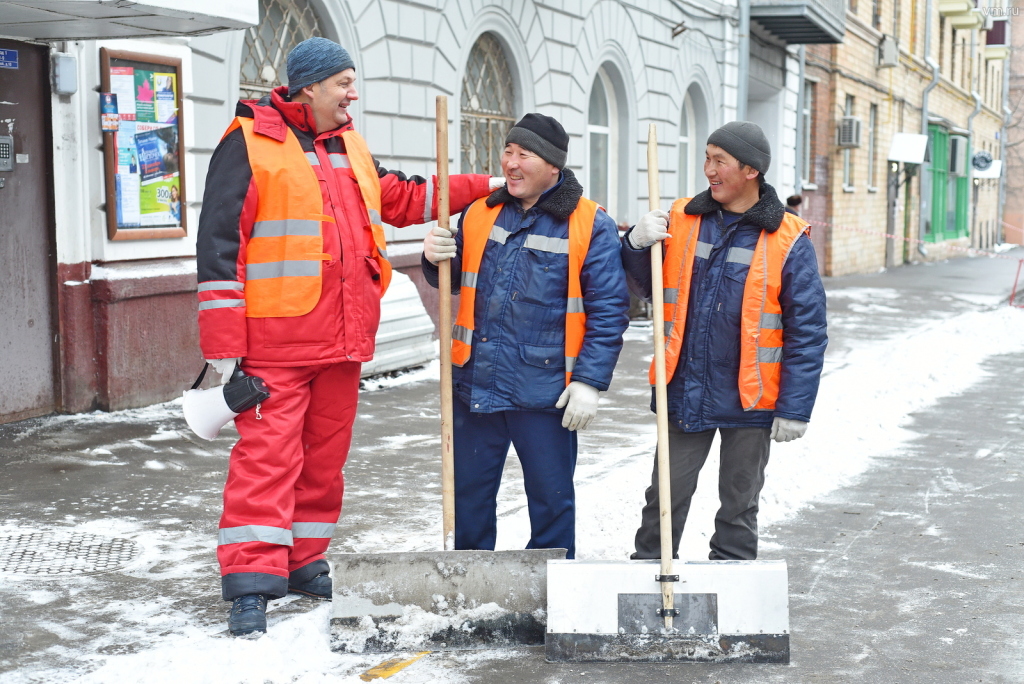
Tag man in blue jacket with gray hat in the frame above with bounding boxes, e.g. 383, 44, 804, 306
622, 120, 827, 562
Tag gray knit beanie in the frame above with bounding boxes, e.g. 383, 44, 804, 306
505, 113, 569, 169
706, 120, 771, 175
287, 37, 355, 96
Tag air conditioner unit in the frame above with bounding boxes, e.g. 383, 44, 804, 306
949, 135, 969, 176
878, 35, 898, 68
837, 116, 862, 148
982, 14, 994, 31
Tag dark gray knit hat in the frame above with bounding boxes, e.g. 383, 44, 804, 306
706, 120, 771, 175
287, 37, 355, 96
505, 113, 569, 169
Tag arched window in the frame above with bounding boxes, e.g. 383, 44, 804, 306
587, 69, 619, 217
679, 92, 697, 197
461, 33, 516, 175
240, 0, 323, 100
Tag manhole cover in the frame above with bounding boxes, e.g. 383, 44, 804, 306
0, 530, 139, 576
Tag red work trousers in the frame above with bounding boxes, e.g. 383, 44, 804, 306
217, 361, 360, 600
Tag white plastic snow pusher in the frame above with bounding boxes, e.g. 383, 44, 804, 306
544, 124, 790, 663
330, 96, 565, 654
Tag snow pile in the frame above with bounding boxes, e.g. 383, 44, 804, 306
73, 604, 372, 684
332, 600, 509, 653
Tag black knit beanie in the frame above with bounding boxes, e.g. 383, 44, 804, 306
706, 120, 771, 175
505, 113, 568, 169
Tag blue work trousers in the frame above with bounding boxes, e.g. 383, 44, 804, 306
453, 398, 578, 558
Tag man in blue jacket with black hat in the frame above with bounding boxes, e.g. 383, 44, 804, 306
422, 113, 630, 559
622, 120, 827, 561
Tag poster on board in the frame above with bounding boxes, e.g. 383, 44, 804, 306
103, 52, 184, 236
100, 93, 119, 132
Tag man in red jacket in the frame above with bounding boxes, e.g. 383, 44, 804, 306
196, 37, 498, 636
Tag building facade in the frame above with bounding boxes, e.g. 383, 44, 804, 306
801, 0, 1010, 276
0, 0, 856, 423
1003, 7, 1024, 245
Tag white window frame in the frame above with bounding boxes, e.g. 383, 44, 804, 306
679, 92, 697, 198
587, 68, 619, 219
842, 94, 855, 192
801, 81, 814, 187
867, 103, 878, 192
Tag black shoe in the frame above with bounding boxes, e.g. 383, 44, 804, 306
288, 572, 332, 600
228, 594, 267, 636
629, 552, 679, 560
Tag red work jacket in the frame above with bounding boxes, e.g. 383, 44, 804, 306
196, 87, 491, 366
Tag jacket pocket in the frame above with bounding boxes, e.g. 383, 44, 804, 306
259, 260, 340, 348
517, 250, 569, 308
362, 256, 383, 337
511, 343, 566, 410
711, 270, 744, 365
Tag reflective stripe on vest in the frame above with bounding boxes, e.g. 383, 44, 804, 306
452, 197, 598, 384
651, 198, 809, 411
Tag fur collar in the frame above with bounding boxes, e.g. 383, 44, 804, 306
485, 168, 584, 221
683, 182, 786, 233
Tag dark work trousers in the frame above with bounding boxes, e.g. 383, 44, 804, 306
633, 425, 771, 560
453, 397, 579, 558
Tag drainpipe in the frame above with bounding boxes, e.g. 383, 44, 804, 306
795, 45, 806, 193
966, 24, 983, 248
918, 0, 940, 256
737, 0, 750, 121
998, 19, 1012, 245
968, 90, 982, 247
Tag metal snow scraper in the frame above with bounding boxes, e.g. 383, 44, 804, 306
329, 96, 565, 654
544, 125, 791, 664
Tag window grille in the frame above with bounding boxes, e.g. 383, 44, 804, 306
461, 33, 516, 175
240, 0, 322, 100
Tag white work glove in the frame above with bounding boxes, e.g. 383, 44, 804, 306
488, 176, 506, 191
423, 225, 456, 264
771, 417, 808, 443
205, 357, 240, 381
555, 381, 600, 431
628, 210, 671, 249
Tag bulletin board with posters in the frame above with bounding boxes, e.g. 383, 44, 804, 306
100, 48, 186, 240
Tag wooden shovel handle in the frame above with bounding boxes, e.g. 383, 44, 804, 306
647, 123, 675, 630
437, 96, 455, 549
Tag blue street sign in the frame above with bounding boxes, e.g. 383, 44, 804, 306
0, 49, 18, 70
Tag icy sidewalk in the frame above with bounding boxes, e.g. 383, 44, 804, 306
0, 250, 1022, 683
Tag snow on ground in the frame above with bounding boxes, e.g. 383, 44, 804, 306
495, 304, 1024, 562
6, 295, 1024, 683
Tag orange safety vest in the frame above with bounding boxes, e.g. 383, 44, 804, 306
452, 197, 597, 385
652, 198, 810, 410
224, 118, 392, 318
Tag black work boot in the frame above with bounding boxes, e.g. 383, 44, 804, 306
288, 559, 332, 600
228, 594, 268, 636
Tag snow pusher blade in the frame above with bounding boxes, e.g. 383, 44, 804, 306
329, 548, 565, 652
545, 558, 789, 662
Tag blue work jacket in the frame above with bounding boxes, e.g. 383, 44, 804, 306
423, 169, 630, 413
622, 184, 828, 432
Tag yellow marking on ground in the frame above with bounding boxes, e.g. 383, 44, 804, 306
359, 651, 432, 681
